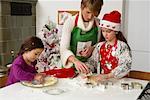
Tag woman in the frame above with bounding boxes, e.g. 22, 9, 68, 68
60, 0, 103, 74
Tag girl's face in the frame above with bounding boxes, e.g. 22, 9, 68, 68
81, 7, 97, 22
25, 48, 43, 62
101, 27, 117, 42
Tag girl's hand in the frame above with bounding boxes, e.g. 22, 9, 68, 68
96, 73, 113, 82
80, 46, 94, 58
96, 74, 109, 82
34, 73, 46, 84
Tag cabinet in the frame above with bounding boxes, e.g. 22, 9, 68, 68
0, 75, 8, 88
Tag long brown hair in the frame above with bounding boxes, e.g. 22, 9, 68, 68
99, 31, 131, 50
18, 36, 44, 55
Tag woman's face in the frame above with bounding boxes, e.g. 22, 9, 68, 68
101, 27, 117, 42
25, 48, 43, 62
81, 7, 97, 22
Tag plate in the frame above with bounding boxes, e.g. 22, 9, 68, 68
43, 88, 65, 95
21, 76, 58, 88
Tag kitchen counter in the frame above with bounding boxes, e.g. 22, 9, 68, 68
0, 77, 149, 100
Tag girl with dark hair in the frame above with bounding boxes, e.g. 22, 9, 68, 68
87, 10, 132, 81
7, 36, 45, 85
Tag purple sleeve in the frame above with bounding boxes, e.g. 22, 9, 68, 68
12, 64, 36, 81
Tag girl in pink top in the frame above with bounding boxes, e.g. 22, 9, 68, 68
7, 36, 45, 85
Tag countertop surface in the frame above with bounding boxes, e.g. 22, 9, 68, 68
0, 77, 149, 100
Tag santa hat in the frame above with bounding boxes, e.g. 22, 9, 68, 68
100, 10, 121, 31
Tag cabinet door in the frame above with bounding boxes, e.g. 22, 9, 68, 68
0, 75, 8, 88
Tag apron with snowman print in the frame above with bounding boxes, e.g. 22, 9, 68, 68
99, 39, 118, 74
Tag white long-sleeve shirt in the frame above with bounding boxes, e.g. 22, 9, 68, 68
86, 40, 132, 78
60, 11, 101, 67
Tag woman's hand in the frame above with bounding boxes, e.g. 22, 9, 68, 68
80, 46, 94, 58
68, 55, 90, 74
74, 59, 90, 74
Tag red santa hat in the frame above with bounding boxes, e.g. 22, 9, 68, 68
100, 10, 121, 31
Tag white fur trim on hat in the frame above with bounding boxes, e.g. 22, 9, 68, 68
100, 20, 120, 31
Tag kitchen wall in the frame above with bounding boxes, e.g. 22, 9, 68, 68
124, 0, 150, 72
36, 0, 150, 72
36, 0, 123, 34
0, 0, 37, 66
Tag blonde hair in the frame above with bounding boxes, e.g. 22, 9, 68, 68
81, 0, 103, 16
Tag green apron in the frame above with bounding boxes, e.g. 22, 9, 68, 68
70, 25, 98, 62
